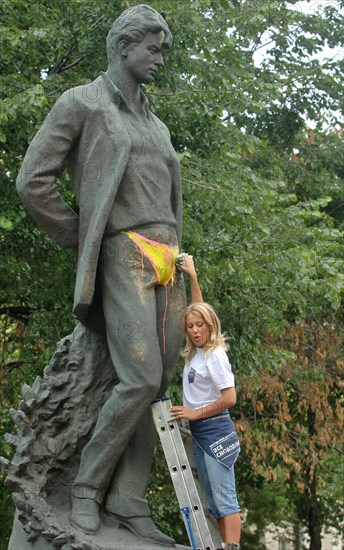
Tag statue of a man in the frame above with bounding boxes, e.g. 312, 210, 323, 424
16, 5, 185, 546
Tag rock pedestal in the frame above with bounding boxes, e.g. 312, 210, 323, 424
2, 324, 220, 550
9, 509, 191, 550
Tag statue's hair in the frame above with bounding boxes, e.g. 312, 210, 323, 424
106, 4, 173, 63
182, 302, 228, 362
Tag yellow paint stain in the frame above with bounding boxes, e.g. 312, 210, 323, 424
123, 231, 179, 286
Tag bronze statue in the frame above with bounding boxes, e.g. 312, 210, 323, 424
15, 5, 185, 547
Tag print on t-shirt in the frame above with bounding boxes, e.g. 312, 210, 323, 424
188, 367, 196, 384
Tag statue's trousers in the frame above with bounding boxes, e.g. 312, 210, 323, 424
73, 228, 185, 516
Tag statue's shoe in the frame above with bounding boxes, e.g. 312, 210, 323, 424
71, 496, 100, 534
104, 511, 175, 547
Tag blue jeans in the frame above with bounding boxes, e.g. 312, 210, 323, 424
192, 439, 240, 519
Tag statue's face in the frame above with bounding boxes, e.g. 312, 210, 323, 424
124, 31, 165, 84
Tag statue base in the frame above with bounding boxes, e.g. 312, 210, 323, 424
9, 509, 192, 550
3, 324, 213, 549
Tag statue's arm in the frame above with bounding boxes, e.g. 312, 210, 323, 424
16, 93, 81, 248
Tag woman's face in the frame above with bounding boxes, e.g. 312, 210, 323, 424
185, 313, 211, 348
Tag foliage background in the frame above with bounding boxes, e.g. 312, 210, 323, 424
1, 1, 343, 549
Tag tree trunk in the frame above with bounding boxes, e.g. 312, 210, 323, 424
307, 472, 322, 550
293, 522, 301, 550
307, 409, 322, 550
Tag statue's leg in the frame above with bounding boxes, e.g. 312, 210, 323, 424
156, 271, 186, 395
73, 236, 164, 495
71, 234, 183, 542
104, 269, 186, 517
104, 406, 158, 517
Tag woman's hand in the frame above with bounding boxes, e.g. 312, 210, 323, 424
178, 254, 197, 278
170, 405, 198, 421
170, 389, 236, 423
177, 253, 203, 303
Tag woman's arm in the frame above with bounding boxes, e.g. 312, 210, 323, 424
179, 254, 203, 303
170, 386, 236, 422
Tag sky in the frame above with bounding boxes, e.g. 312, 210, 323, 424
292, 0, 343, 62
253, 0, 343, 66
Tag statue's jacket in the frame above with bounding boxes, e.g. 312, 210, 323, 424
16, 74, 182, 322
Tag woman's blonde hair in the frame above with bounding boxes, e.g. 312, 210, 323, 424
182, 302, 228, 362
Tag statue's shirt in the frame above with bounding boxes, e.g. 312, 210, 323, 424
104, 75, 179, 235
16, 71, 182, 317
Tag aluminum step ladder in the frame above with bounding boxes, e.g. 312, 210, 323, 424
151, 397, 218, 550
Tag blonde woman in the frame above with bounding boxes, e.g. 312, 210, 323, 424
171, 256, 241, 550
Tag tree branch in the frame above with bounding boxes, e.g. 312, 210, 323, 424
0, 306, 43, 320
3, 360, 29, 372
58, 55, 86, 73
50, 13, 105, 75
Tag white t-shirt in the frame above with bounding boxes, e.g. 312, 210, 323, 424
182, 346, 235, 410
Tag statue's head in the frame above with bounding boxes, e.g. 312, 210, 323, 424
106, 4, 173, 65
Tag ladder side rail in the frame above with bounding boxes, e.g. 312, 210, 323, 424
160, 399, 216, 550
152, 399, 217, 550
152, 400, 205, 550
